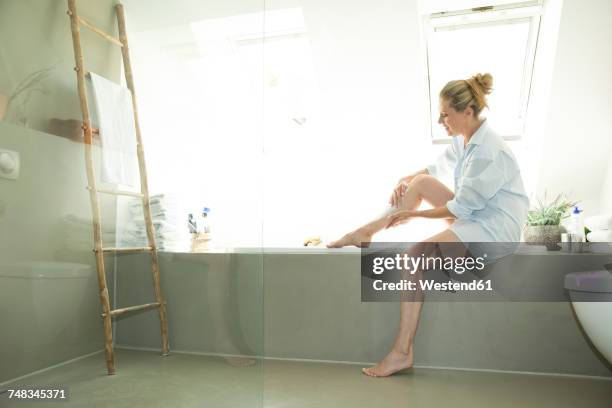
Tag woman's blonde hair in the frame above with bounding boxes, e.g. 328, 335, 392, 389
439, 73, 493, 118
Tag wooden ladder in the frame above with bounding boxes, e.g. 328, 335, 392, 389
66, 0, 169, 375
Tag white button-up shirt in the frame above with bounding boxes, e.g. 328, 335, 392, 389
427, 120, 529, 242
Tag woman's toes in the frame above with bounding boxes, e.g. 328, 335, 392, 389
362, 367, 377, 377
327, 230, 373, 248
326, 239, 341, 248
327, 235, 349, 248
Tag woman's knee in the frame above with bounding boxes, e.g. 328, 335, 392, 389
408, 174, 454, 207
395, 174, 435, 208
408, 174, 436, 192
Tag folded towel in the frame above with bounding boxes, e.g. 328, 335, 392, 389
129, 206, 179, 219
127, 219, 181, 231
128, 194, 179, 207
586, 230, 612, 242
585, 214, 612, 231
87, 72, 138, 186
149, 194, 180, 206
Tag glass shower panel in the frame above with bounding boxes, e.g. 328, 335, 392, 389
115, 0, 266, 406
1, 1, 265, 407
259, 1, 440, 405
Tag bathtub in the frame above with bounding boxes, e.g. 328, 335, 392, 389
112, 249, 612, 377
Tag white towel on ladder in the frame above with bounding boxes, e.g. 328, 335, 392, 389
87, 72, 138, 186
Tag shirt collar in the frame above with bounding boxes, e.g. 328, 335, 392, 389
466, 119, 488, 147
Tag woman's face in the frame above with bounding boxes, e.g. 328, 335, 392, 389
438, 98, 470, 137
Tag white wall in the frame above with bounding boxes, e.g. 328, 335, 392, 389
272, 0, 436, 242
121, 0, 612, 240
600, 148, 612, 213
532, 0, 612, 215
122, 0, 441, 245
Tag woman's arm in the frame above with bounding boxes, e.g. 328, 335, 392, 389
386, 206, 455, 228
413, 206, 455, 220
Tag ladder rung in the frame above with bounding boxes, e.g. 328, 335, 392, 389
102, 302, 161, 318
101, 246, 153, 253
89, 187, 144, 198
77, 16, 124, 47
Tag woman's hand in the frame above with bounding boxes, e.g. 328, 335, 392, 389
389, 174, 417, 208
386, 210, 417, 229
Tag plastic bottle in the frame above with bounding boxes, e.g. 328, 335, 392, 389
569, 206, 585, 242
187, 213, 198, 235
200, 207, 211, 236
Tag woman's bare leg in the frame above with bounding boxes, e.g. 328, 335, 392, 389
362, 228, 466, 377
327, 175, 454, 248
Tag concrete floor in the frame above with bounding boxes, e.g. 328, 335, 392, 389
1, 349, 611, 408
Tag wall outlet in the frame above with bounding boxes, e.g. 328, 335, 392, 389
0, 149, 20, 180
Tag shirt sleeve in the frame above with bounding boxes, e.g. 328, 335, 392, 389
446, 152, 507, 219
427, 143, 457, 178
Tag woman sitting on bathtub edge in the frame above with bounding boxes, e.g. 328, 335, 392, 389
327, 73, 529, 377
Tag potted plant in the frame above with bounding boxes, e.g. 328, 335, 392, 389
524, 193, 577, 250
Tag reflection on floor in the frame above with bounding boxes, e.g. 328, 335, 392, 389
2, 349, 611, 408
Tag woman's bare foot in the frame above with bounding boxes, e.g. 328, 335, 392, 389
327, 229, 373, 248
362, 347, 414, 378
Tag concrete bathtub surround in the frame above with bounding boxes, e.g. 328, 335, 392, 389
113, 250, 612, 379
115, 252, 265, 359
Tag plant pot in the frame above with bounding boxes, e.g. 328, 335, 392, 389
523, 225, 564, 250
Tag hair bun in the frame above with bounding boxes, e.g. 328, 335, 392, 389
471, 73, 493, 95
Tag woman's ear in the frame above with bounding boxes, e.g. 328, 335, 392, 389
464, 106, 474, 118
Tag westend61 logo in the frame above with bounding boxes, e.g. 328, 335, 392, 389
362, 242, 612, 301
371, 253, 487, 275
366, 252, 493, 295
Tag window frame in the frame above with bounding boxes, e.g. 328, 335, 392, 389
421, 1, 543, 144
